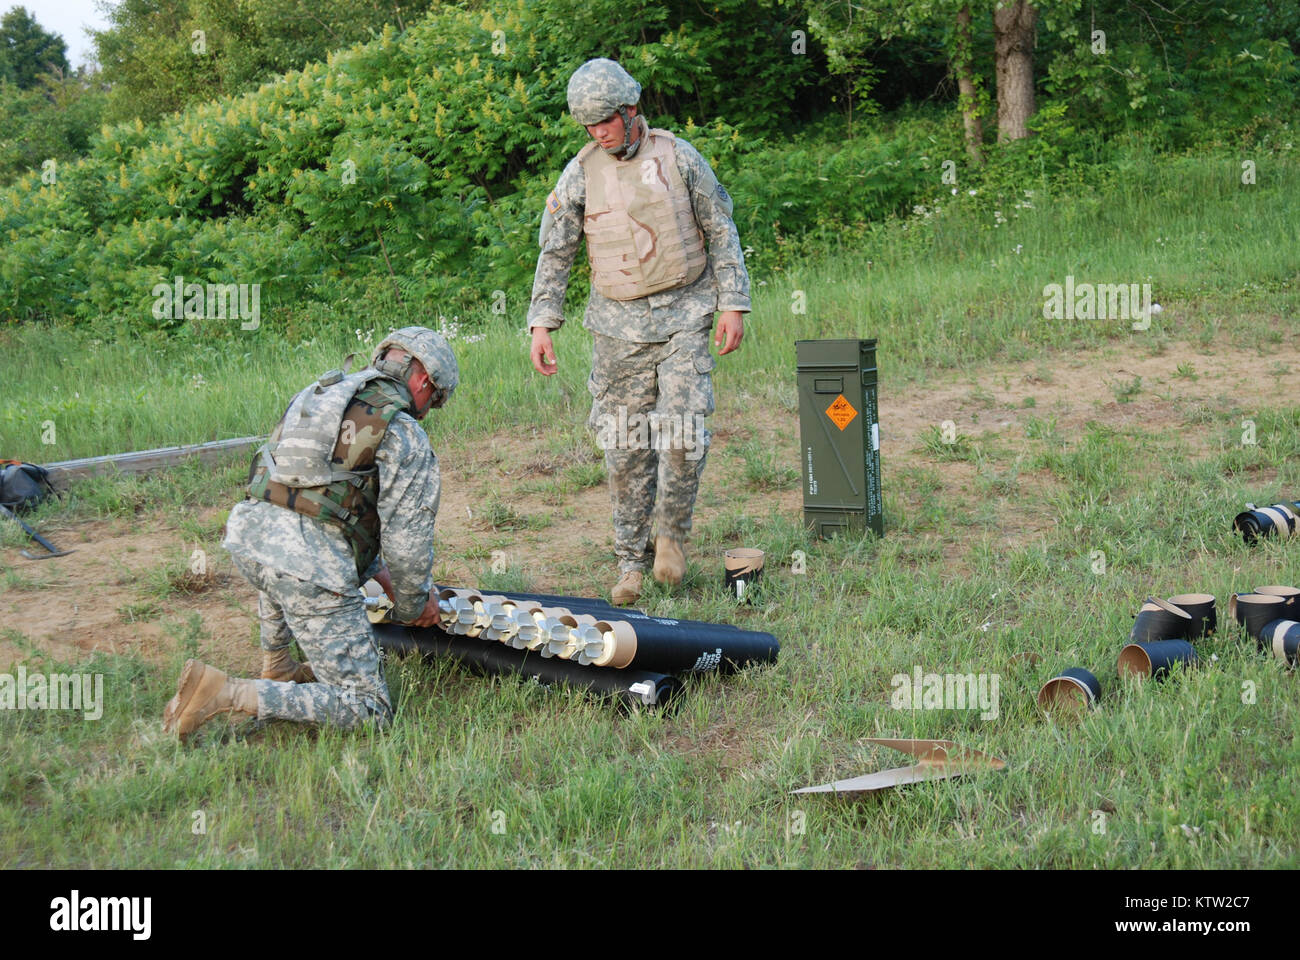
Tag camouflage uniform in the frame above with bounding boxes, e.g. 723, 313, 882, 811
223, 411, 440, 728
527, 119, 751, 573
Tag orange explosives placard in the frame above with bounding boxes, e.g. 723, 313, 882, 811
825, 394, 858, 431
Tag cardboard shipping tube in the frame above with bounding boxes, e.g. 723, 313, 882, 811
1234, 500, 1300, 542
1166, 593, 1216, 640
1257, 506, 1295, 538
590, 619, 639, 669
724, 547, 765, 575
374, 623, 682, 710
494, 589, 779, 675
1232, 593, 1286, 640
1129, 599, 1192, 643
1262, 619, 1300, 665
1254, 585, 1300, 616
1118, 639, 1198, 680
1037, 668, 1101, 714
723, 548, 765, 601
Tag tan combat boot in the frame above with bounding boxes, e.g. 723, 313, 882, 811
162, 660, 259, 742
652, 536, 686, 586
261, 647, 317, 683
611, 570, 644, 606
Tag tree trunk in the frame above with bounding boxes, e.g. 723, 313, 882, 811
954, 5, 983, 163
992, 0, 1037, 142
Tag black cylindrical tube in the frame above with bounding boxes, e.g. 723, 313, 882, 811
1118, 640, 1198, 680
1234, 501, 1300, 542
1260, 620, 1300, 666
1254, 585, 1300, 617
1167, 594, 1216, 640
374, 623, 682, 710
1232, 593, 1287, 641
483, 590, 781, 675
1129, 599, 1192, 643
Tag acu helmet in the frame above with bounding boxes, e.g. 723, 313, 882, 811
370, 326, 459, 410
567, 58, 643, 157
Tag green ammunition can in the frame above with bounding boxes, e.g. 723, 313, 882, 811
795, 338, 883, 538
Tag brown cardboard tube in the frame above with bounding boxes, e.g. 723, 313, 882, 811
1254, 585, 1300, 616
1117, 644, 1154, 677
591, 619, 638, 668
724, 547, 766, 576
1232, 593, 1286, 639
1037, 672, 1098, 714
724, 548, 765, 602
1167, 593, 1216, 639
1129, 599, 1192, 643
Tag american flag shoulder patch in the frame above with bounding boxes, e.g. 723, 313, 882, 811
545, 191, 562, 215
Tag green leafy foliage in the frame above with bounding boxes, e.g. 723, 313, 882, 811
0, 0, 1295, 329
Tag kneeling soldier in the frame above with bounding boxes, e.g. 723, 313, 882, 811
163, 327, 457, 740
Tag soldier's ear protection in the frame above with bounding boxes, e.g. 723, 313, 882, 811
381, 349, 450, 412
372, 347, 413, 383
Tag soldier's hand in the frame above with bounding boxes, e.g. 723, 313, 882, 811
715, 311, 744, 355
530, 327, 558, 376
408, 593, 443, 628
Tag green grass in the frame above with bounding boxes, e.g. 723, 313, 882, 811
4, 428, 1300, 867
2, 149, 1300, 868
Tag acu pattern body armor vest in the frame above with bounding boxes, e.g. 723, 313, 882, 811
579, 127, 708, 301
246, 371, 412, 577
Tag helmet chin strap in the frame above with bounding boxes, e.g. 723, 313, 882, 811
604, 109, 644, 160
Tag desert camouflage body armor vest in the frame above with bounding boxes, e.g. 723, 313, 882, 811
579, 127, 708, 301
246, 371, 412, 576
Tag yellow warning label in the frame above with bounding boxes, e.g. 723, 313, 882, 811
826, 394, 858, 431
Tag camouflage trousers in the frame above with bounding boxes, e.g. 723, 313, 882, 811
231, 554, 392, 730
587, 327, 716, 573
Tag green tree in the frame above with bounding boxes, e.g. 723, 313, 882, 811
0, 5, 69, 88
0, 71, 107, 183
91, 0, 439, 124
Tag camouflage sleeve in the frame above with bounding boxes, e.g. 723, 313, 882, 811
375, 414, 439, 622
676, 139, 752, 314
526, 157, 586, 332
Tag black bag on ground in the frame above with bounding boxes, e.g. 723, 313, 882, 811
0, 461, 55, 511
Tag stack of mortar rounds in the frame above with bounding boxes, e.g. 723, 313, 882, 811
434, 588, 638, 668
371, 586, 779, 709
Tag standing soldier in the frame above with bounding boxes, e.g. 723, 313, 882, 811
527, 58, 751, 606
163, 327, 457, 741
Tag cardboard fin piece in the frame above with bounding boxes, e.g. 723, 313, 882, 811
792, 738, 1007, 795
